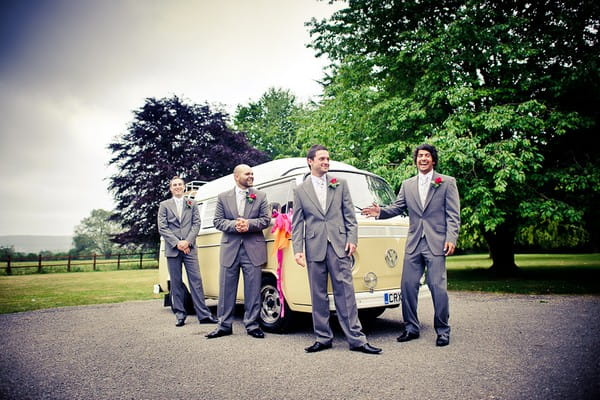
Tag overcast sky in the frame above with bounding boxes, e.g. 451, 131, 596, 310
0, 0, 342, 236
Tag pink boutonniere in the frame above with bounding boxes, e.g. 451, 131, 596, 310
185, 199, 193, 208
431, 177, 443, 188
328, 178, 339, 189
247, 193, 257, 203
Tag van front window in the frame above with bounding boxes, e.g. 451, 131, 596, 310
331, 171, 396, 209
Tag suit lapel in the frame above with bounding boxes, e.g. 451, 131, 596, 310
325, 177, 336, 213
244, 188, 256, 217
405, 177, 419, 210
422, 172, 439, 211
181, 199, 194, 225
302, 179, 325, 215
180, 199, 188, 224
226, 188, 238, 217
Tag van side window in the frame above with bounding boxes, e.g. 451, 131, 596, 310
259, 179, 296, 215
201, 198, 218, 230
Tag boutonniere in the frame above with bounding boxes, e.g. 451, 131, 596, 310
328, 178, 339, 189
431, 177, 443, 188
185, 199, 193, 208
246, 193, 257, 203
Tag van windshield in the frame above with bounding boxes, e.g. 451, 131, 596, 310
330, 171, 396, 209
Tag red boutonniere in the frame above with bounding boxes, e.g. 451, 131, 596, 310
431, 177, 443, 188
328, 178, 339, 189
185, 199, 193, 208
247, 193, 257, 203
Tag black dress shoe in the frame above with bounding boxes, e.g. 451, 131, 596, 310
396, 331, 420, 342
436, 334, 450, 347
350, 343, 382, 354
205, 327, 232, 339
247, 328, 265, 339
175, 319, 185, 327
304, 342, 332, 353
199, 315, 218, 324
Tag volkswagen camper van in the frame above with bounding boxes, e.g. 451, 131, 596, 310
157, 158, 409, 332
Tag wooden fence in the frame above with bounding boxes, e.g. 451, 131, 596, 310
0, 252, 158, 275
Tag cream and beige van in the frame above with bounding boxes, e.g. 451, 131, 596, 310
157, 158, 409, 332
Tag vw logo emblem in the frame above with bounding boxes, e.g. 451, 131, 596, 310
385, 249, 398, 268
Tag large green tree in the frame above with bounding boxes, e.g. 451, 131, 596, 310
303, 0, 599, 273
71, 209, 125, 257
232, 87, 308, 158
108, 96, 269, 249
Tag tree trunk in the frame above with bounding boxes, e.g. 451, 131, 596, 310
484, 224, 520, 277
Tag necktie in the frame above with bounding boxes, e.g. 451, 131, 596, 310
316, 180, 326, 210
176, 200, 183, 220
238, 191, 247, 216
419, 178, 429, 207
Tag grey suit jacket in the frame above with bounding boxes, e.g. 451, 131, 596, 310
292, 176, 358, 262
157, 198, 201, 257
379, 172, 460, 256
213, 188, 270, 267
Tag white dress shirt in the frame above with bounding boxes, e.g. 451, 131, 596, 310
173, 197, 183, 219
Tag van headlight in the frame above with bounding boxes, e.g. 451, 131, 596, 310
363, 272, 377, 290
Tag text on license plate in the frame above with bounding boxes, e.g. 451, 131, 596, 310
384, 291, 401, 305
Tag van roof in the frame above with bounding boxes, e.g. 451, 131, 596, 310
188, 157, 359, 201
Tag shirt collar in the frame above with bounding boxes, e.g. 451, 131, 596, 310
419, 171, 433, 182
311, 174, 327, 184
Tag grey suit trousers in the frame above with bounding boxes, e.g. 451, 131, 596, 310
402, 236, 450, 335
216, 246, 262, 331
167, 251, 213, 321
307, 243, 367, 348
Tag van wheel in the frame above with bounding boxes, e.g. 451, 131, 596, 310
358, 307, 386, 321
259, 276, 292, 333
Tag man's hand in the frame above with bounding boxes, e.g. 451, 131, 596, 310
444, 242, 456, 256
294, 252, 306, 267
177, 240, 191, 254
345, 243, 357, 257
361, 202, 381, 218
235, 218, 249, 233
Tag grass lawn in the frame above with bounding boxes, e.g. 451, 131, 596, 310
0, 254, 598, 314
0, 269, 162, 314
447, 253, 600, 294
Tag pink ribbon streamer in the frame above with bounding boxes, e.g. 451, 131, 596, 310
270, 210, 292, 317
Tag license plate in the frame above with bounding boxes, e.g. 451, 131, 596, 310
384, 290, 401, 305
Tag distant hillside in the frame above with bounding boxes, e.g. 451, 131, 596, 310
0, 235, 73, 253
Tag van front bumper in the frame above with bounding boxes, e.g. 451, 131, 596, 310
328, 285, 430, 311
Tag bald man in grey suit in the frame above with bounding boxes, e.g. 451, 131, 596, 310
363, 144, 460, 346
292, 145, 381, 355
158, 176, 217, 327
206, 164, 271, 339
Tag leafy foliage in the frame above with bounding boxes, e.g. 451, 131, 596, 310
108, 96, 269, 249
71, 209, 129, 257
304, 0, 599, 270
232, 87, 308, 158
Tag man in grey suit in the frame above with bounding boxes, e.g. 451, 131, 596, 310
292, 145, 381, 354
157, 176, 217, 327
206, 164, 271, 339
362, 144, 460, 346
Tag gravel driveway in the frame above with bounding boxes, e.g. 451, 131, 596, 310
1, 292, 598, 400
